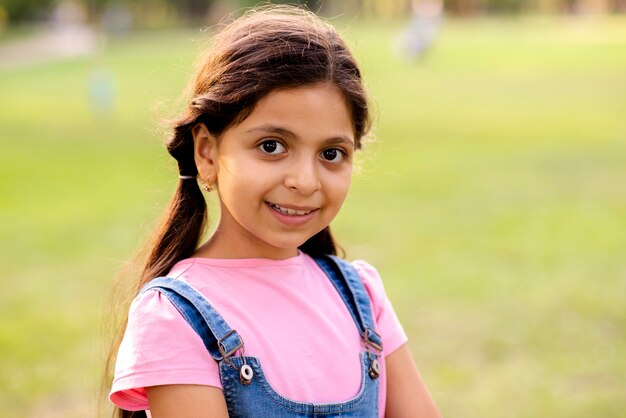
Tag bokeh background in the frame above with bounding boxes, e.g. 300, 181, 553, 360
1, 0, 625, 417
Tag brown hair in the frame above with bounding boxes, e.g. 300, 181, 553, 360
105, 5, 370, 417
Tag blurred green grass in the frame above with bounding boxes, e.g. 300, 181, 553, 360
1, 16, 625, 418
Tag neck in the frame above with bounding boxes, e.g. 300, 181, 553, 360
194, 231, 299, 260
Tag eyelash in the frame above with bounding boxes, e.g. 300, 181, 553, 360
257, 139, 348, 163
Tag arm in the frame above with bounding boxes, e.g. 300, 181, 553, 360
146, 385, 229, 418
385, 343, 442, 418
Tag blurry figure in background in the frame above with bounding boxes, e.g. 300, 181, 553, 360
0, 0, 98, 70
50, 0, 97, 57
88, 67, 115, 117
396, 0, 443, 60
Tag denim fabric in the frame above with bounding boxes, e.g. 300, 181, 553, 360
314, 257, 383, 350
140, 255, 381, 417
141, 277, 243, 361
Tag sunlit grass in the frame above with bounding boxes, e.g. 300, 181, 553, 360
0, 15, 625, 418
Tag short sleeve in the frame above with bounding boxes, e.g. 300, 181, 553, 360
109, 289, 221, 411
352, 260, 408, 357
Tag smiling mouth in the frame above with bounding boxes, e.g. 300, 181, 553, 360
267, 202, 317, 216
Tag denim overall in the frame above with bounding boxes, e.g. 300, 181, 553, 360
140, 255, 383, 417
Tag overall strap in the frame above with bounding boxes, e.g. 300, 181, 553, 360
314, 255, 383, 351
140, 277, 243, 362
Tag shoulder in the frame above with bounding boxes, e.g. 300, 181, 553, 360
120, 284, 209, 361
111, 277, 221, 410
351, 259, 383, 284
350, 259, 387, 302
348, 259, 409, 356
127, 285, 184, 330
309, 256, 387, 302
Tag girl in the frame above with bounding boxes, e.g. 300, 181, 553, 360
107, 5, 441, 418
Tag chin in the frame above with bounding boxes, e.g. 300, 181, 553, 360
265, 236, 312, 252
271, 240, 308, 251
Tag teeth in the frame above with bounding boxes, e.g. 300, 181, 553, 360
270, 203, 313, 216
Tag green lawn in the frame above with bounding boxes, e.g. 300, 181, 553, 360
1, 15, 625, 418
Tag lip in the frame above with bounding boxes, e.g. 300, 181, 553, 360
265, 201, 319, 226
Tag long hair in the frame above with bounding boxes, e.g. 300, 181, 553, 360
105, 5, 370, 417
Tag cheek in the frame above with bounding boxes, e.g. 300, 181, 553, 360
217, 158, 275, 202
326, 170, 353, 206
218, 157, 258, 189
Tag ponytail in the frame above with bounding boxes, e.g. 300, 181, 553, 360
107, 127, 207, 418
137, 127, 207, 289
139, 178, 206, 287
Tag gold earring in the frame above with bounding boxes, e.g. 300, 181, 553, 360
203, 177, 213, 192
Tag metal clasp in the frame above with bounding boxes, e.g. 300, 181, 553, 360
363, 327, 382, 379
217, 329, 243, 361
363, 327, 383, 352
217, 329, 254, 384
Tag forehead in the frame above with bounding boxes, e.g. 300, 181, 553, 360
233, 83, 355, 141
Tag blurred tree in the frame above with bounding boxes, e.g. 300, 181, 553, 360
1, 0, 56, 21
1, 0, 622, 25
485, 0, 525, 13
444, 0, 483, 15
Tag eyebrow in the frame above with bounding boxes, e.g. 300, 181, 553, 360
246, 124, 355, 148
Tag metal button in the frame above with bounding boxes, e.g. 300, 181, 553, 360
240, 364, 254, 385
369, 358, 380, 379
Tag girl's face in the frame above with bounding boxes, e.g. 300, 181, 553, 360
194, 83, 355, 259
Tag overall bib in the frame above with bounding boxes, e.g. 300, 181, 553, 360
140, 255, 383, 417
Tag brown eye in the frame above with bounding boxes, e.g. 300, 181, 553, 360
321, 148, 344, 163
259, 140, 285, 155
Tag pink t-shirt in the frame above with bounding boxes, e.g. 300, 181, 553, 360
110, 252, 408, 417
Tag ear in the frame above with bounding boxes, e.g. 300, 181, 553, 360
192, 123, 219, 184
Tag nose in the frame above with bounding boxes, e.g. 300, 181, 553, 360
284, 157, 321, 195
